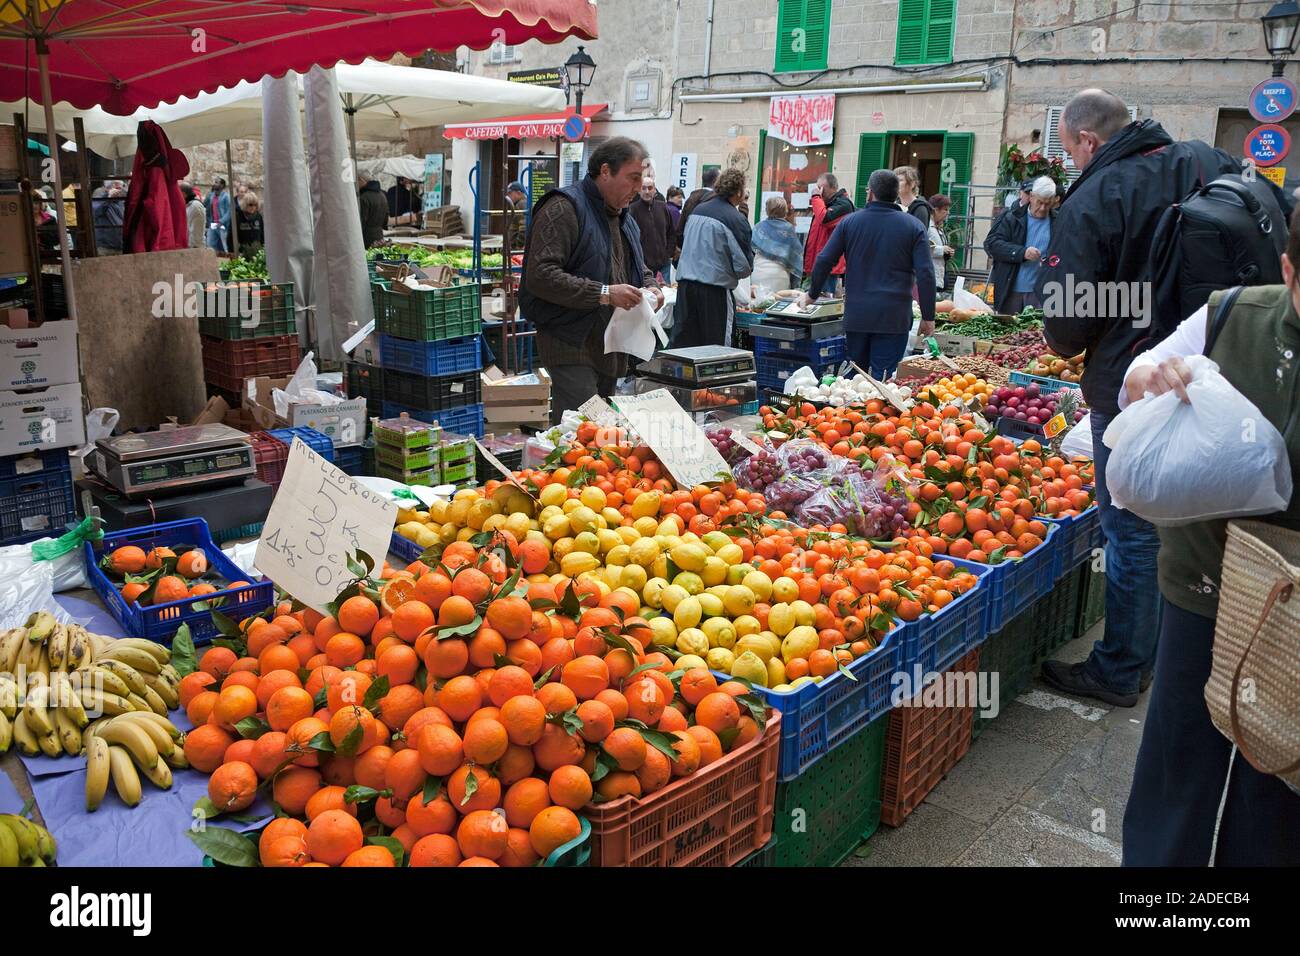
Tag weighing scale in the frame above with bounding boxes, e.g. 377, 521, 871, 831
765, 297, 844, 321
89, 424, 255, 499
637, 345, 755, 384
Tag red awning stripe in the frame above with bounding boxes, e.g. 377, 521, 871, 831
443, 102, 605, 139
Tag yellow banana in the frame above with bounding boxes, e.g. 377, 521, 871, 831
24, 611, 56, 644
138, 684, 169, 716
89, 659, 147, 697
0, 815, 40, 865
0, 629, 25, 673
120, 710, 182, 741
46, 623, 68, 672
22, 683, 53, 737
78, 687, 134, 717
0, 817, 17, 867
11, 712, 39, 756
96, 719, 160, 771
142, 674, 179, 711
125, 692, 151, 713
0, 676, 17, 720
0, 711, 11, 754
50, 673, 87, 728
113, 712, 174, 757
64, 625, 89, 671
78, 666, 132, 700
15, 637, 42, 676
35, 722, 61, 757
84, 736, 110, 811
53, 708, 82, 756
106, 746, 141, 807
95, 645, 162, 676
110, 639, 171, 667
163, 748, 190, 770
34, 646, 49, 682
139, 758, 172, 790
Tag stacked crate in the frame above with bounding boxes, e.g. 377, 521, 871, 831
374, 414, 476, 488
197, 282, 299, 399
374, 280, 485, 438
0, 448, 75, 546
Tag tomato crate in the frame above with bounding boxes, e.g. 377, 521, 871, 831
376, 461, 439, 486
374, 282, 482, 342
440, 434, 474, 466
1042, 506, 1101, 581
903, 559, 992, 677
979, 521, 1059, 633
247, 431, 289, 489
753, 334, 847, 364
1077, 564, 1106, 636
380, 333, 482, 377
585, 712, 779, 866
85, 518, 274, 645
195, 282, 296, 339
770, 714, 887, 867
265, 426, 334, 463
201, 334, 301, 395
755, 353, 840, 391
345, 361, 384, 419
0, 462, 75, 546
0, 448, 69, 479
972, 613, 1036, 740
714, 626, 900, 782
881, 648, 980, 827
382, 367, 481, 412
381, 401, 484, 438
441, 459, 474, 484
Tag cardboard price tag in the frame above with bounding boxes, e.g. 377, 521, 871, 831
473, 437, 536, 499
255, 439, 397, 615
1043, 413, 1068, 439
612, 390, 730, 488
732, 431, 764, 456
577, 395, 628, 430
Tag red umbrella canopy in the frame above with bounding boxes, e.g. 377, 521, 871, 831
0, 0, 597, 114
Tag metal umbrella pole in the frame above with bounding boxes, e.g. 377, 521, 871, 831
36, 37, 77, 322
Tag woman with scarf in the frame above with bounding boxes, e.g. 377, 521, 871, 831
751, 196, 804, 292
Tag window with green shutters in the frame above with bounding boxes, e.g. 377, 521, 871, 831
895, 0, 955, 65
775, 0, 831, 73
854, 133, 889, 207
940, 131, 974, 267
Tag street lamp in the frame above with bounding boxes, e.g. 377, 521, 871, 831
564, 45, 596, 113
1262, 1, 1300, 76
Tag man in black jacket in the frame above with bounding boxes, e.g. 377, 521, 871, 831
1033, 89, 1242, 709
629, 174, 676, 282
357, 176, 389, 247
983, 176, 1057, 314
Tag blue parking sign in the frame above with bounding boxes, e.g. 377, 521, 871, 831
1244, 124, 1291, 167
1250, 77, 1297, 122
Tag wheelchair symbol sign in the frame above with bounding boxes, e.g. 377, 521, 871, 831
1250, 77, 1297, 122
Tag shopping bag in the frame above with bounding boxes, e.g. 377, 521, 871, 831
1103, 355, 1291, 525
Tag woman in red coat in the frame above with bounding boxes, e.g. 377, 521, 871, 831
123, 120, 191, 253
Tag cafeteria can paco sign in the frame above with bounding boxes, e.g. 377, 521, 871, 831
768, 93, 835, 147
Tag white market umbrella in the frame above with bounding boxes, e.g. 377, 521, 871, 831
6, 60, 567, 160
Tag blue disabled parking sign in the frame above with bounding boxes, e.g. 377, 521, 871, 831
1249, 77, 1297, 122
1245, 124, 1291, 167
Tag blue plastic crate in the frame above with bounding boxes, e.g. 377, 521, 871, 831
737, 400, 759, 416
334, 445, 365, 475
390, 531, 424, 565
713, 622, 905, 782
85, 518, 274, 645
755, 352, 840, 390
381, 401, 485, 438
266, 426, 334, 463
970, 521, 1060, 633
0, 462, 75, 546
1007, 370, 1082, 393
1042, 506, 1101, 581
0, 447, 69, 478
212, 522, 265, 544
901, 560, 993, 676
380, 333, 482, 377
753, 334, 847, 364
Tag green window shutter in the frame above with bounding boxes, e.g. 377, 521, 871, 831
755, 130, 767, 224
896, 0, 955, 66
941, 131, 974, 267
854, 133, 889, 207
775, 0, 831, 73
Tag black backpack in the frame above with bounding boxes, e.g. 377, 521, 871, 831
1148, 158, 1287, 331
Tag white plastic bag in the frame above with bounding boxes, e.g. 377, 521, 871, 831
604, 291, 666, 362
1059, 413, 1093, 460
951, 276, 993, 313
1103, 355, 1292, 525
0, 517, 101, 593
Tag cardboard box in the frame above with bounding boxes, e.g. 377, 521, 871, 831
0, 127, 18, 181
0, 318, 79, 389
0, 382, 86, 456
244, 376, 367, 447
484, 402, 550, 425
929, 332, 979, 357
0, 193, 33, 278
481, 366, 552, 405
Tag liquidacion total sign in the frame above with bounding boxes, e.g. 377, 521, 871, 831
768, 93, 836, 147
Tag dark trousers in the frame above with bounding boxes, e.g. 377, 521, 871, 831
547, 365, 615, 426
671, 280, 730, 349
845, 329, 911, 380
1123, 596, 1300, 865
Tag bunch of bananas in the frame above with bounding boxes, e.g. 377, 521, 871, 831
84, 710, 186, 810
0, 611, 180, 760
0, 814, 56, 868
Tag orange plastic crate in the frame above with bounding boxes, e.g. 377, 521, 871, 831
585, 712, 781, 867
880, 648, 980, 827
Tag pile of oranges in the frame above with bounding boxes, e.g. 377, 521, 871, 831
180, 535, 768, 867
100, 545, 247, 607
758, 400, 1095, 563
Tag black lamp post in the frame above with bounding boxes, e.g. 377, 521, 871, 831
1262, 1, 1300, 76
564, 45, 596, 113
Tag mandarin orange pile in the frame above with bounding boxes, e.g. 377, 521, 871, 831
181, 535, 769, 867
100, 544, 249, 607
759, 399, 1095, 563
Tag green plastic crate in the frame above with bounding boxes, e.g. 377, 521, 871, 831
375, 442, 439, 471
1031, 567, 1084, 664
376, 282, 483, 342
196, 282, 296, 339
972, 612, 1036, 739
374, 415, 440, 450
376, 462, 440, 486
735, 834, 777, 867
771, 716, 887, 867
440, 435, 474, 466
1077, 565, 1106, 636
441, 459, 475, 484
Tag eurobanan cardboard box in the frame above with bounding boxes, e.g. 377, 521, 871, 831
0, 381, 86, 456
244, 376, 367, 447
0, 317, 80, 389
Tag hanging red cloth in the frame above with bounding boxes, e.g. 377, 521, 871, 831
122, 120, 190, 253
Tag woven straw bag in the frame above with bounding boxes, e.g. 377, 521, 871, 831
1206, 520, 1300, 790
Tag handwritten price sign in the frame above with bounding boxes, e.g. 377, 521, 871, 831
768, 93, 835, 147
256, 439, 397, 614
613, 389, 729, 489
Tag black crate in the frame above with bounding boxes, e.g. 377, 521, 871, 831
345, 361, 384, 418
382, 368, 481, 412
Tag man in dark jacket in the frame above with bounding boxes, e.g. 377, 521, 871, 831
629, 175, 676, 282
386, 176, 421, 221
984, 176, 1058, 314
801, 169, 933, 378
519, 137, 662, 422
673, 168, 753, 349
1034, 89, 1243, 709
357, 176, 389, 247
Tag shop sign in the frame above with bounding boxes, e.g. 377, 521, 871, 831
671, 153, 698, 192
768, 93, 835, 147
